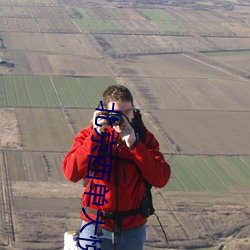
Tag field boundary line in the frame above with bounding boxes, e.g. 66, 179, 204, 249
143, 111, 180, 154
3, 148, 249, 157
23, 76, 32, 107
184, 158, 208, 192
159, 189, 190, 239
63, 77, 78, 107
37, 76, 49, 107
71, 19, 83, 33
75, 77, 91, 107
91, 77, 103, 97
10, 76, 18, 107
0, 152, 15, 246
184, 52, 250, 82
49, 76, 75, 135
49, 76, 62, 107
2, 77, 9, 106
220, 157, 245, 186
147, 108, 250, 112
239, 156, 250, 171
20, 152, 28, 181
0, 76, 8, 106
170, 164, 187, 192
5, 47, 103, 59
200, 156, 228, 191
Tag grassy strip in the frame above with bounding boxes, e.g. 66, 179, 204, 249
3, 75, 18, 106
138, 9, 173, 21
202, 49, 250, 56
138, 8, 183, 33
201, 156, 242, 187
153, 20, 183, 33
221, 156, 250, 186
66, 77, 90, 107
25, 76, 48, 107
75, 19, 118, 32
39, 76, 61, 107
13, 76, 31, 106
0, 75, 116, 108
0, 76, 8, 106
166, 155, 250, 192
167, 156, 206, 192
51, 76, 77, 108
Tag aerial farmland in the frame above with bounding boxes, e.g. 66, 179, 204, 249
1, 0, 250, 250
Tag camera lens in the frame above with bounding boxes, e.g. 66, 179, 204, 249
109, 112, 124, 126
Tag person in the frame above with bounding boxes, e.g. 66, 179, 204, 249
62, 85, 171, 250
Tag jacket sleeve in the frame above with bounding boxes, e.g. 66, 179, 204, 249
129, 128, 171, 188
62, 125, 100, 182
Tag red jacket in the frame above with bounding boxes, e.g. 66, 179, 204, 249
62, 124, 171, 231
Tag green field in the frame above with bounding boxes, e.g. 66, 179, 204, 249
71, 7, 90, 19
71, 7, 119, 32
202, 50, 250, 56
75, 19, 118, 32
0, 75, 115, 108
138, 9, 173, 21
165, 155, 250, 192
138, 9, 183, 33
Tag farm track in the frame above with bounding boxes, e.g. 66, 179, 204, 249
159, 190, 189, 239
0, 152, 15, 246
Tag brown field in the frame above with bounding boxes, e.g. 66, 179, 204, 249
16, 108, 73, 151
206, 52, 250, 73
116, 77, 250, 112
1, 16, 79, 33
5, 33, 101, 56
6, 151, 65, 182
0, 108, 21, 149
112, 53, 250, 155
167, 8, 250, 36
150, 110, 250, 155
3, 31, 112, 75
206, 37, 250, 51
1, 0, 250, 250
113, 53, 232, 78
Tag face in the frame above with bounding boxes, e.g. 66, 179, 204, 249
107, 101, 134, 123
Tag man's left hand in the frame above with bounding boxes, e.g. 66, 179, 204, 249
113, 115, 136, 149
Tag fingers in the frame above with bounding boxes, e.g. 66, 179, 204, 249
93, 110, 109, 133
113, 119, 133, 136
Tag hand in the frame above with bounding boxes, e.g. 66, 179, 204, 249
92, 110, 109, 134
113, 115, 136, 149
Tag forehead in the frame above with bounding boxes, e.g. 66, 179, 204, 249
107, 101, 133, 111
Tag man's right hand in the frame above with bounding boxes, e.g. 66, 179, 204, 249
93, 110, 109, 134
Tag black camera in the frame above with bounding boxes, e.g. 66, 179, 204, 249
108, 112, 124, 126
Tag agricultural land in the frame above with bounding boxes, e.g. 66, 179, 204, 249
1, 0, 250, 250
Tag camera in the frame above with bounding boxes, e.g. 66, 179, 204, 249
108, 112, 124, 126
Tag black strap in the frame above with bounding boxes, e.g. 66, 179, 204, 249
83, 206, 141, 220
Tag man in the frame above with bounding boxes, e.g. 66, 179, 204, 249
62, 85, 171, 250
